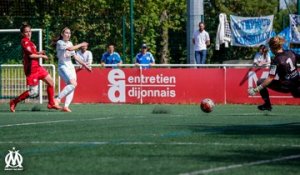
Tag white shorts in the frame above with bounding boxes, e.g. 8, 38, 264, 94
58, 65, 76, 84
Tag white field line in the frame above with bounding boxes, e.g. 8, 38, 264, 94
180, 154, 300, 175
0, 115, 193, 129
0, 116, 123, 128
0, 117, 113, 128
0, 141, 299, 148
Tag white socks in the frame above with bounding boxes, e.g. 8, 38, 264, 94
64, 91, 74, 107
58, 84, 75, 101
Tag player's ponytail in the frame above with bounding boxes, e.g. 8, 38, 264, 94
51, 36, 62, 48
51, 27, 70, 48
269, 36, 285, 52
20, 22, 31, 33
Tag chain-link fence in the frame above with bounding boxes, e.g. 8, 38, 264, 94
0, 15, 188, 65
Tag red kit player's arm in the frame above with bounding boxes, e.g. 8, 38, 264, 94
22, 41, 48, 60
37, 50, 46, 55
29, 54, 48, 60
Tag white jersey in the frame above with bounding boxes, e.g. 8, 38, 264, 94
56, 40, 76, 83
76, 50, 93, 65
193, 30, 210, 51
253, 52, 271, 64
56, 40, 76, 68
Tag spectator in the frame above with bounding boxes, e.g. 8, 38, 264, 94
253, 45, 271, 66
101, 43, 122, 67
192, 22, 210, 64
76, 45, 93, 68
135, 43, 155, 68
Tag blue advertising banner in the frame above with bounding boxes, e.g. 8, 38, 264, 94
230, 15, 274, 47
290, 14, 300, 44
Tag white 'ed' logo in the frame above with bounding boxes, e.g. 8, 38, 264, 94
4, 147, 23, 171
108, 69, 126, 102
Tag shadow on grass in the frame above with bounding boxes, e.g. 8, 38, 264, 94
192, 147, 300, 169
184, 122, 300, 136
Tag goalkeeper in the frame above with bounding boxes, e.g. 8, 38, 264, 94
248, 36, 300, 111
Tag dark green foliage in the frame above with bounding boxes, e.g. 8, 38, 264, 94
0, 0, 297, 64
0, 0, 187, 64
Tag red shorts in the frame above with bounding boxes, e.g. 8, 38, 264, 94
26, 67, 49, 86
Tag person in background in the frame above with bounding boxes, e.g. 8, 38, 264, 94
76, 45, 93, 69
101, 43, 122, 67
192, 22, 210, 64
253, 45, 271, 66
135, 43, 155, 69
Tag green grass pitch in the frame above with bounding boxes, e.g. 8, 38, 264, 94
0, 103, 299, 175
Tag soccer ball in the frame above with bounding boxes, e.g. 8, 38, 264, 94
200, 98, 215, 113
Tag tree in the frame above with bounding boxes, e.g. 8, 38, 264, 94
0, 0, 295, 64
206, 0, 280, 63
0, 0, 187, 64
133, 0, 186, 63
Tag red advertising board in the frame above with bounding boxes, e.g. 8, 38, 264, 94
64, 68, 225, 104
60, 67, 300, 105
226, 68, 300, 104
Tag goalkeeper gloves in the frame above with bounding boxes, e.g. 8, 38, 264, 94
248, 85, 264, 96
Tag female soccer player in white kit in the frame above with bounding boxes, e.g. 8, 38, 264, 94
55, 27, 91, 112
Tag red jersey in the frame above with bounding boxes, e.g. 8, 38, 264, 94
21, 37, 40, 76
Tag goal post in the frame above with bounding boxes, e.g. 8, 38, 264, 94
0, 28, 43, 64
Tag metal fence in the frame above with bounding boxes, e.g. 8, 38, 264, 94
0, 64, 56, 104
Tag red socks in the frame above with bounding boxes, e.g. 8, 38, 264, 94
13, 86, 55, 105
47, 85, 55, 105
14, 90, 30, 104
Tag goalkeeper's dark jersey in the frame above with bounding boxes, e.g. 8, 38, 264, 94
269, 50, 299, 82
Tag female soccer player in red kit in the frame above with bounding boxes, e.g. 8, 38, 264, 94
9, 23, 61, 112
249, 36, 300, 110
